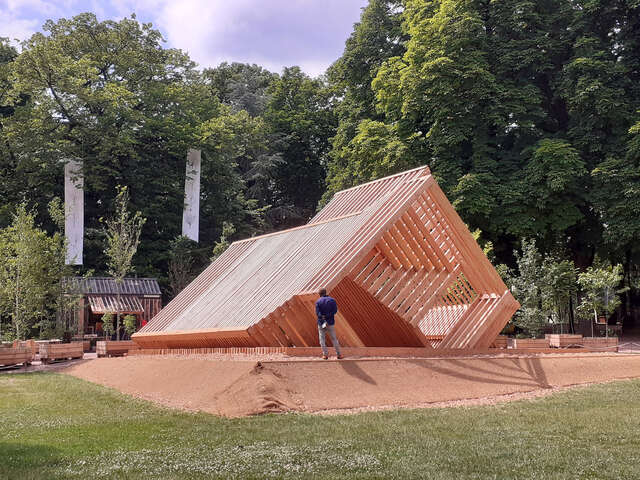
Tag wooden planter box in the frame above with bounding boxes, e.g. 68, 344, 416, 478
39, 343, 83, 364
490, 335, 508, 349
0, 347, 33, 367
582, 337, 618, 352
547, 334, 583, 348
512, 338, 550, 349
72, 340, 91, 352
12, 339, 38, 358
96, 340, 140, 357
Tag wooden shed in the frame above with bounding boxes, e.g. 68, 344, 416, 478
64, 277, 162, 336
134, 166, 519, 350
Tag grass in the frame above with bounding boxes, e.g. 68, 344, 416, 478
1, 373, 640, 479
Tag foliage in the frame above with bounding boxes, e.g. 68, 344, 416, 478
576, 260, 626, 327
1, 4, 639, 320
509, 239, 547, 337
203, 62, 277, 117
0, 14, 265, 289
103, 185, 145, 340
323, 0, 407, 204
123, 314, 136, 337
508, 239, 578, 337
101, 312, 114, 339
211, 222, 236, 261
262, 67, 337, 227
325, 0, 640, 309
0, 201, 71, 340
540, 258, 578, 329
167, 235, 208, 299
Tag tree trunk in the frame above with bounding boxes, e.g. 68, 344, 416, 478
116, 281, 121, 341
568, 295, 575, 334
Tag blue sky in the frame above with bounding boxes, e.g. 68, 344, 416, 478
1, 0, 369, 76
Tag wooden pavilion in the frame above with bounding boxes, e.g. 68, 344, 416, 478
133, 166, 519, 350
64, 277, 162, 335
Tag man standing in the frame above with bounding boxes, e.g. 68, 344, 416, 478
315, 288, 343, 360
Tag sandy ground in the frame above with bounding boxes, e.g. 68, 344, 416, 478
59, 352, 640, 417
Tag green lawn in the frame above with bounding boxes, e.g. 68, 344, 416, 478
1, 373, 639, 479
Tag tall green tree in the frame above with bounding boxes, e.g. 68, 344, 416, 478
262, 67, 336, 227
0, 201, 70, 340
1, 14, 259, 286
324, 0, 407, 202
327, 0, 640, 312
203, 62, 277, 117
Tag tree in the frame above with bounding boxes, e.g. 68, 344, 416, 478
540, 258, 578, 333
167, 235, 209, 299
1, 13, 258, 285
577, 260, 626, 337
203, 62, 277, 117
0, 200, 70, 340
509, 239, 578, 337
324, 0, 407, 202
509, 239, 547, 337
262, 67, 336, 227
123, 314, 136, 338
103, 185, 146, 340
211, 222, 236, 260
326, 0, 640, 292
101, 312, 114, 339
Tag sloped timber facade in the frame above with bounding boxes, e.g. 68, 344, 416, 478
133, 166, 519, 350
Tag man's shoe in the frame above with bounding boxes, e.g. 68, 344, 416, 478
322, 355, 328, 360
337, 354, 344, 360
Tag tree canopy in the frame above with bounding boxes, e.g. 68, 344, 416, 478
0, 3, 639, 330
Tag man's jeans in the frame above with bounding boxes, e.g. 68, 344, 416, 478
318, 323, 341, 356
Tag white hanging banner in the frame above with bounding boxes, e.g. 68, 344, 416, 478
182, 149, 201, 242
64, 159, 84, 265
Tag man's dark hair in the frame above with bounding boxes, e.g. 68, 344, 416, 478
319, 288, 327, 297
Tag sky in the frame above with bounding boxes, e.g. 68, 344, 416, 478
0, 0, 369, 76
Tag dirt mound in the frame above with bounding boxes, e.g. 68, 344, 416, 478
63, 353, 640, 417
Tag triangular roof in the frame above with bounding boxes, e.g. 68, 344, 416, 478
134, 166, 518, 350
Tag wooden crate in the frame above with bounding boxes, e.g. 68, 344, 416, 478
582, 337, 618, 352
548, 334, 583, 348
511, 338, 550, 349
0, 347, 33, 367
39, 343, 84, 364
96, 340, 140, 357
490, 335, 508, 349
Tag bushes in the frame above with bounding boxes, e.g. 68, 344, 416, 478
504, 240, 624, 338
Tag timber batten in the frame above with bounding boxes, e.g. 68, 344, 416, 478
134, 167, 519, 350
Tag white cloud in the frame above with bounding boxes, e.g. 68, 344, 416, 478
0, 12, 39, 44
1, 0, 366, 76
151, 0, 365, 76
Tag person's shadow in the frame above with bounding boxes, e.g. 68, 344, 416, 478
338, 360, 377, 385
406, 356, 551, 389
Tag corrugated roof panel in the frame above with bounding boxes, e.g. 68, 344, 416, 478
64, 277, 161, 296
87, 295, 144, 314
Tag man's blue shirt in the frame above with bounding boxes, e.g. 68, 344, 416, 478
315, 296, 338, 325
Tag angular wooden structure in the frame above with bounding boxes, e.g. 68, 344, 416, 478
134, 166, 519, 350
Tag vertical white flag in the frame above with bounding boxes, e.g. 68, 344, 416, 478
182, 149, 201, 242
64, 159, 84, 265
